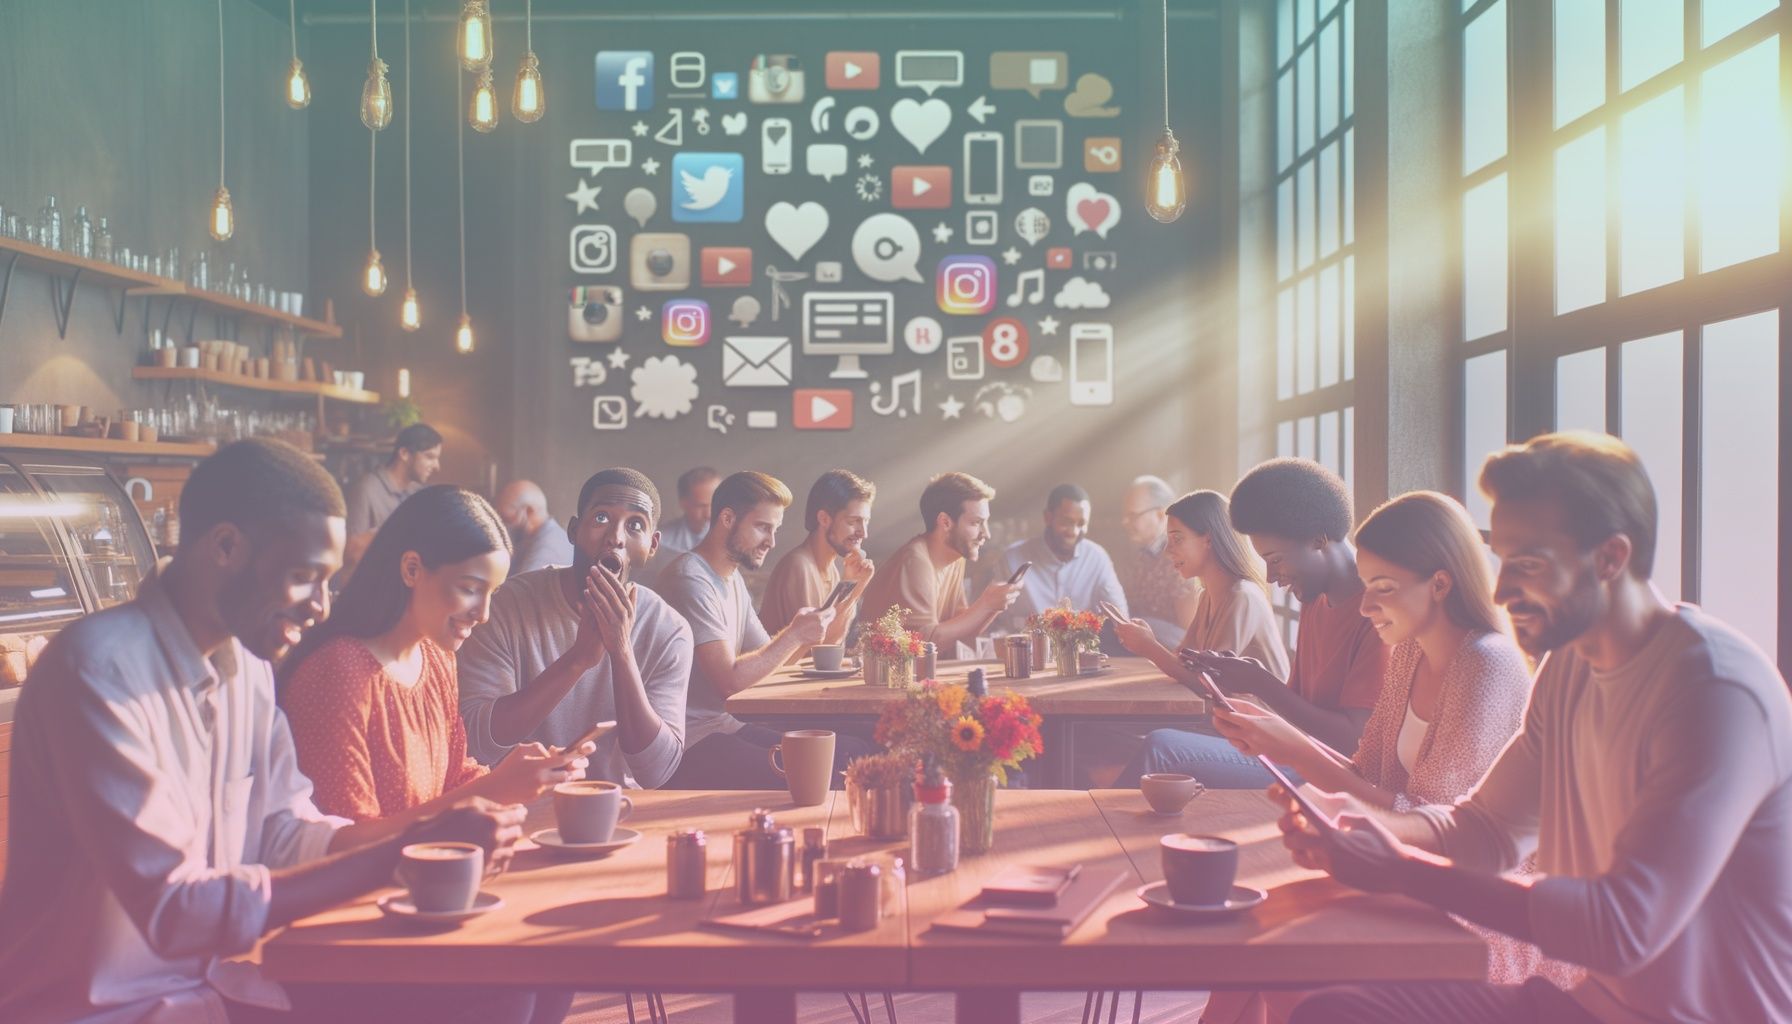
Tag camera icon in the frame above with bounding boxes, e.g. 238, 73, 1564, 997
935, 255, 996, 316
748, 55, 805, 104
662, 299, 711, 347
569, 225, 617, 275
568, 286, 624, 342
629, 233, 692, 291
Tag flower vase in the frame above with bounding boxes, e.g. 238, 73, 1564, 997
1053, 638, 1078, 679
950, 770, 998, 854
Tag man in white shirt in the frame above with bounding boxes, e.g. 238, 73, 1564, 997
996, 483, 1128, 631
0, 439, 547, 1024
494, 478, 575, 573
460, 468, 692, 787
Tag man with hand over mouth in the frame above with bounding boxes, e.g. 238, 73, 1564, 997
458, 469, 693, 789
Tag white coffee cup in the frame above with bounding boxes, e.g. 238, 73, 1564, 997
398, 841, 483, 912
554, 779, 632, 844
811, 643, 845, 672
769, 729, 836, 807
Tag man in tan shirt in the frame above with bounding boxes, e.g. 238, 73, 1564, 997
760, 470, 878, 657
858, 472, 1020, 656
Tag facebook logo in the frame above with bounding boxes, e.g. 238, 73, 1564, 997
596, 51, 653, 111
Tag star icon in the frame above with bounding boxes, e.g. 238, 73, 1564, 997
856, 152, 875, 169
1001, 247, 1022, 266
1037, 315, 1060, 336
640, 157, 661, 176
631, 120, 649, 137
931, 222, 954, 244
606, 349, 631, 369
939, 395, 965, 420
565, 178, 602, 214
635, 305, 653, 321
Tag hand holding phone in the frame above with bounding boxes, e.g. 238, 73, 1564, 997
557, 720, 616, 758
820, 578, 857, 610
1006, 561, 1033, 586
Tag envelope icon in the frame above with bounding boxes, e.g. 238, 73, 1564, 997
722, 335, 794, 387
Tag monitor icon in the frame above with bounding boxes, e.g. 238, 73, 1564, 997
802, 291, 894, 379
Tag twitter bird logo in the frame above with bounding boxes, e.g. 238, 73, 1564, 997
671, 153, 745, 223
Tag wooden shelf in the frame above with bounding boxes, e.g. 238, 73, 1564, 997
132, 367, 380, 405
0, 434, 216, 458
0, 235, 342, 338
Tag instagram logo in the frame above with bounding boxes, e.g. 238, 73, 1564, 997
662, 299, 710, 347
936, 255, 997, 316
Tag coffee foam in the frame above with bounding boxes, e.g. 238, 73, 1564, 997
405, 844, 478, 860
1162, 834, 1234, 853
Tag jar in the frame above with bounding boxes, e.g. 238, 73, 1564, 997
733, 808, 794, 905
667, 828, 707, 899
839, 860, 882, 932
908, 778, 959, 876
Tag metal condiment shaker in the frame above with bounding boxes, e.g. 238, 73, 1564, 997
667, 828, 708, 899
1003, 634, 1033, 678
733, 808, 795, 905
917, 641, 937, 682
839, 860, 883, 932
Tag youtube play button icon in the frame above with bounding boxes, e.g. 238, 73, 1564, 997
794, 389, 854, 430
826, 51, 880, 90
892, 166, 952, 210
700, 246, 753, 287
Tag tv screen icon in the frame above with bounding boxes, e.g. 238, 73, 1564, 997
802, 291, 894, 379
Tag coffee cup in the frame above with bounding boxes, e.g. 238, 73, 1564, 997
1160, 833, 1239, 906
1140, 773, 1203, 814
811, 644, 845, 672
397, 841, 483, 912
769, 729, 835, 807
554, 779, 632, 844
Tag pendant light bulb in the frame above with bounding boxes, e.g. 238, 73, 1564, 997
455, 313, 475, 353
363, 249, 388, 296
400, 287, 421, 331
470, 68, 500, 132
285, 57, 312, 108
209, 186, 235, 241
360, 57, 393, 129
458, 0, 492, 71
1144, 128, 1187, 224
512, 52, 545, 123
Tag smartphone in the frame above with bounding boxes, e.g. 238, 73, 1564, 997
1098, 600, 1127, 623
1177, 655, 1338, 834
963, 131, 1004, 205
761, 117, 793, 175
1069, 322, 1115, 406
1006, 561, 1033, 586
820, 578, 857, 610
559, 720, 616, 756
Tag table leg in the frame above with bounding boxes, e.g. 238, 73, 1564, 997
734, 989, 797, 1024
956, 989, 1021, 1024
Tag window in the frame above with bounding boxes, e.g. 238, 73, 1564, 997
1455, 0, 1787, 663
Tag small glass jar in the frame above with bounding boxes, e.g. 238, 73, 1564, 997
909, 778, 959, 876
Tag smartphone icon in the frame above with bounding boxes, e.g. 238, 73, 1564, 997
1069, 323, 1114, 406
963, 131, 1003, 205
762, 117, 793, 175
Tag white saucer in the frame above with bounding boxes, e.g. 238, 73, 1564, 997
1136, 881, 1267, 919
378, 890, 503, 923
530, 826, 642, 855
801, 667, 858, 679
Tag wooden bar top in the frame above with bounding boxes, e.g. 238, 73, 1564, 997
726, 656, 1206, 718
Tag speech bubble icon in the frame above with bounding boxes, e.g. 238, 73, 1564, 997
728, 294, 762, 327
624, 187, 658, 228
989, 52, 1068, 98
851, 212, 924, 284
570, 138, 634, 175
1014, 207, 1051, 246
805, 143, 849, 182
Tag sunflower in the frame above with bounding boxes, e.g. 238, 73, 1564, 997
950, 716, 986, 752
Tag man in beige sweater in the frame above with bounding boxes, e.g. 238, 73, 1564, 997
1280, 433, 1792, 1024
759, 469, 878, 654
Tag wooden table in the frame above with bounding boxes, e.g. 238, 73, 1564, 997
262, 790, 1485, 1024
726, 657, 1209, 787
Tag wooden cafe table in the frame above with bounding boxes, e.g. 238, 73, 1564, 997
725, 656, 1209, 787
262, 789, 1485, 1024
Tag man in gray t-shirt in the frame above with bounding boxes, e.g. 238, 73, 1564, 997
656, 471, 871, 789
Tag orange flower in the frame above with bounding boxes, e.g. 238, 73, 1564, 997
951, 716, 985, 751
936, 685, 967, 719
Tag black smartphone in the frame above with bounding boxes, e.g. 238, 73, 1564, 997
1006, 561, 1033, 586
820, 579, 857, 610
1177, 655, 1337, 834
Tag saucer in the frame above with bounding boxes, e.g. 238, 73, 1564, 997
1136, 881, 1267, 919
801, 667, 858, 679
378, 890, 503, 924
530, 826, 641, 855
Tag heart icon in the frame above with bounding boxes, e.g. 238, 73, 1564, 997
721, 111, 748, 136
1065, 182, 1121, 239
890, 98, 952, 155
765, 201, 830, 261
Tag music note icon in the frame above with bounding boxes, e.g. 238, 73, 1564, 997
1005, 267, 1044, 308
870, 369, 923, 418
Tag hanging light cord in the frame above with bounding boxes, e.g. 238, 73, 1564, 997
369, 130, 377, 251
1161, 0, 1171, 131
525, 0, 533, 53
403, 0, 413, 289
457, 68, 468, 317
288, 0, 298, 60
217, 0, 226, 186
370, 0, 379, 60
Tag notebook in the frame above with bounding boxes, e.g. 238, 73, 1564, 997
930, 864, 1129, 939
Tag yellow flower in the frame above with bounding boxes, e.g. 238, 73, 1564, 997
951, 716, 985, 751
936, 684, 967, 719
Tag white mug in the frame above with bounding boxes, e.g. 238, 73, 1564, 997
398, 841, 483, 912
554, 780, 632, 844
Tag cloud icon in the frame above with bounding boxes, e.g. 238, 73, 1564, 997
1029, 355, 1064, 382
1052, 276, 1111, 310
630, 355, 700, 420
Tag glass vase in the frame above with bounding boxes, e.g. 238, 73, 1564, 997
950, 770, 998, 854
1053, 637, 1078, 678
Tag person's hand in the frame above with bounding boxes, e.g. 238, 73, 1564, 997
585, 561, 636, 659
480, 742, 589, 805
978, 580, 1021, 614
789, 605, 835, 645
1189, 649, 1276, 695
1211, 696, 1308, 762
842, 547, 875, 585
405, 796, 527, 877
1268, 784, 1405, 892
1110, 614, 1157, 657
